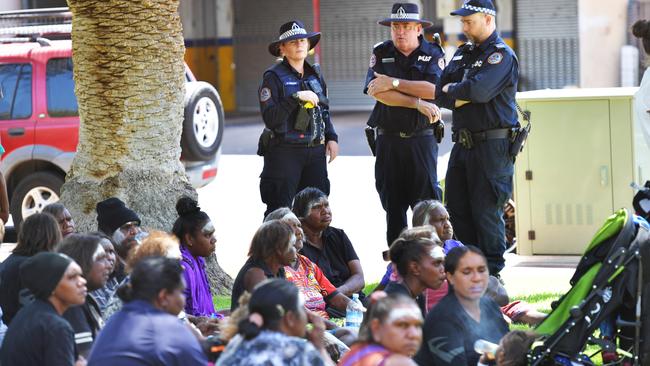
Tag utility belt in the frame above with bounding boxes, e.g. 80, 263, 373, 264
377, 128, 434, 138
257, 129, 324, 156
451, 127, 515, 149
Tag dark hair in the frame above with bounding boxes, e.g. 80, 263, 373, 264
248, 220, 293, 261
412, 200, 446, 227
87, 231, 117, 248
292, 187, 327, 219
389, 237, 436, 277
42, 202, 67, 217
357, 293, 419, 343
499, 330, 538, 366
56, 234, 102, 279
117, 256, 184, 303
633, 19, 650, 55
172, 196, 210, 244
13, 213, 62, 256
444, 245, 486, 274
238, 279, 301, 340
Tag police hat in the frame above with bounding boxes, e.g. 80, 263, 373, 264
450, 0, 496, 16
268, 20, 321, 57
378, 3, 433, 28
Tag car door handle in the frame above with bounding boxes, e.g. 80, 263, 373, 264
8, 128, 24, 136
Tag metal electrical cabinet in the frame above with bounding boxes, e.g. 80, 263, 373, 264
514, 87, 648, 255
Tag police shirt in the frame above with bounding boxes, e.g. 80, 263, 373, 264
259, 58, 337, 144
436, 31, 518, 133
364, 36, 445, 133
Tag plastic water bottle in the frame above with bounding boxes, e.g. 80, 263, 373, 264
345, 294, 363, 330
474, 339, 498, 360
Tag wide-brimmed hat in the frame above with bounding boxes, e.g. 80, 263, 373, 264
268, 20, 321, 57
450, 0, 496, 16
378, 3, 433, 28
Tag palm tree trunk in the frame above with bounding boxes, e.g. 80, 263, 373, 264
62, 0, 232, 295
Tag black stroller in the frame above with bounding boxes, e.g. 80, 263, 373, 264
529, 207, 650, 366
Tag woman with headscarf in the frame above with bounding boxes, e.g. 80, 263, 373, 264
0, 252, 87, 366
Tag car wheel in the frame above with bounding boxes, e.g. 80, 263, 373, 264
10, 171, 64, 229
181, 81, 225, 161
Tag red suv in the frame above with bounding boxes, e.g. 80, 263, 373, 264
0, 13, 224, 226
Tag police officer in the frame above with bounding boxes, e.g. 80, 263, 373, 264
437, 0, 519, 276
258, 20, 339, 217
365, 3, 444, 247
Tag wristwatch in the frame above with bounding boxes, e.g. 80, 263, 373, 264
392, 78, 400, 89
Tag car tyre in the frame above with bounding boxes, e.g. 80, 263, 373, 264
10, 171, 64, 229
181, 81, 225, 161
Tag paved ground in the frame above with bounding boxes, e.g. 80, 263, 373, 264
0, 111, 579, 299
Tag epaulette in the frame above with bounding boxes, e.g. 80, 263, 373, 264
373, 41, 383, 49
495, 43, 507, 49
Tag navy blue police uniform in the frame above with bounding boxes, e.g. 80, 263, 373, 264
436, 29, 519, 275
364, 35, 445, 247
259, 58, 337, 217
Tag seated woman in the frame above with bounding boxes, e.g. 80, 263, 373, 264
57, 234, 111, 358
0, 252, 86, 366
292, 187, 365, 315
89, 232, 119, 312
230, 220, 296, 311
87, 257, 207, 365
385, 232, 446, 315
172, 196, 218, 317
265, 208, 350, 320
339, 292, 423, 366
43, 202, 76, 238
0, 213, 61, 324
218, 279, 333, 366
412, 200, 462, 310
414, 246, 509, 366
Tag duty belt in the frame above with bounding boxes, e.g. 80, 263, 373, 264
377, 128, 434, 139
451, 128, 513, 149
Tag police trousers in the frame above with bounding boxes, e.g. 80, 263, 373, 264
375, 134, 440, 247
260, 144, 329, 218
445, 139, 513, 275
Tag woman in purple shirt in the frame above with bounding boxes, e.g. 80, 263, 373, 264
172, 196, 217, 317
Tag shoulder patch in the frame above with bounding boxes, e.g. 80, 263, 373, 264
369, 54, 376, 68
487, 52, 503, 65
438, 57, 445, 69
259, 87, 271, 102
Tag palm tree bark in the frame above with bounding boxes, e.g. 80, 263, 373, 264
61, 0, 232, 294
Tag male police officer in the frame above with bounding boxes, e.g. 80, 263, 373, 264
365, 3, 444, 247
437, 0, 519, 276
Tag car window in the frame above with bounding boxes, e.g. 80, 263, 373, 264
0, 63, 33, 120
46, 58, 78, 117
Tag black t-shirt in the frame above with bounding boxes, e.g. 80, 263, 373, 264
414, 292, 509, 366
231, 257, 285, 312
300, 226, 359, 290
0, 254, 33, 324
383, 281, 427, 316
63, 295, 103, 358
0, 299, 77, 366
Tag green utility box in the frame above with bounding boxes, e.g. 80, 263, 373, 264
514, 87, 648, 255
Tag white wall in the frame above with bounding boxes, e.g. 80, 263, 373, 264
0, 0, 21, 11
578, 0, 627, 87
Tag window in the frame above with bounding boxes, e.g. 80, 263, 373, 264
46, 58, 78, 117
0, 63, 33, 120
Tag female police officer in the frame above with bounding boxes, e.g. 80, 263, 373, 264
258, 20, 339, 217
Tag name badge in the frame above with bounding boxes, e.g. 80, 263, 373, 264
382, 57, 395, 63
284, 81, 299, 86
452, 55, 463, 61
